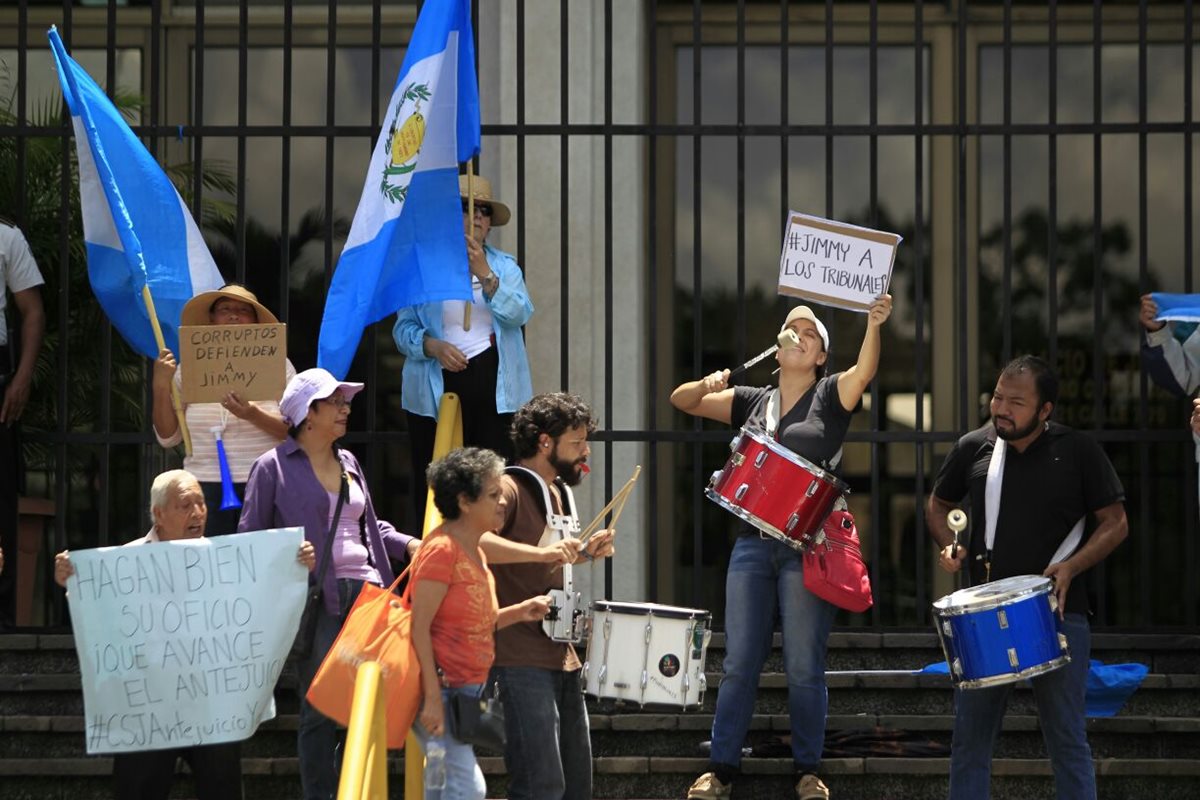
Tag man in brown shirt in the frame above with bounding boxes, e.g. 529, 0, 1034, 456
482, 393, 615, 800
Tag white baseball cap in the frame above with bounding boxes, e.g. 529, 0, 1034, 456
280, 368, 364, 427
781, 306, 830, 351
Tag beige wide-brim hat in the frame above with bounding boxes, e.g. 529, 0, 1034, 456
180, 285, 279, 327
459, 175, 512, 227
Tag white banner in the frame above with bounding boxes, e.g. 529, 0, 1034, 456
65, 528, 307, 754
777, 211, 902, 311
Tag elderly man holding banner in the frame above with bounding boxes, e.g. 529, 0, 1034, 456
54, 470, 315, 800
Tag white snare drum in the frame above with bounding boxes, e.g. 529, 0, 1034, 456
583, 601, 712, 709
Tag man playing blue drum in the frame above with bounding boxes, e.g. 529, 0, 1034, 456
927, 355, 1129, 800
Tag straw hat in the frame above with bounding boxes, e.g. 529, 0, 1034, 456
180, 285, 278, 327
459, 175, 512, 227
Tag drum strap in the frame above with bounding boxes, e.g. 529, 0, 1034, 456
984, 436, 1084, 580
504, 465, 581, 587
764, 388, 843, 471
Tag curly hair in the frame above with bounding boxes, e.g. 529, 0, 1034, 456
425, 447, 506, 520
510, 392, 597, 460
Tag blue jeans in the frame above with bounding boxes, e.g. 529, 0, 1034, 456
414, 685, 488, 800
949, 612, 1095, 800
491, 666, 592, 800
709, 534, 836, 774
296, 578, 368, 800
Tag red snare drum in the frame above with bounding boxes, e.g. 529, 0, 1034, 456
705, 428, 848, 550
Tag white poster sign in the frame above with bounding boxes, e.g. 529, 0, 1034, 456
777, 211, 902, 311
65, 528, 307, 754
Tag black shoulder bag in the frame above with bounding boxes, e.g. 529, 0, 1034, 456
448, 678, 506, 753
289, 471, 349, 662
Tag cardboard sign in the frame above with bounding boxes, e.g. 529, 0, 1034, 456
777, 212, 902, 311
179, 323, 287, 404
64, 528, 307, 754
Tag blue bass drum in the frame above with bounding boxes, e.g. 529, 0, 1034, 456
931, 574, 1070, 690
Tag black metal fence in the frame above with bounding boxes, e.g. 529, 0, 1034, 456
1, 1, 1196, 630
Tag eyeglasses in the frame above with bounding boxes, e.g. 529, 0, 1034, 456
461, 202, 493, 218
320, 394, 350, 409
211, 302, 257, 319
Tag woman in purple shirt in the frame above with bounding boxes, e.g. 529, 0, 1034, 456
239, 368, 419, 800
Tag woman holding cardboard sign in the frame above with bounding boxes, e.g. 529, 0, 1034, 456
670, 295, 892, 800
151, 284, 296, 535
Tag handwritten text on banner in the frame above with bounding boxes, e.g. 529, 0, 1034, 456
777, 212, 901, 311
65, 529, 307, 754
179, 323, 287, 404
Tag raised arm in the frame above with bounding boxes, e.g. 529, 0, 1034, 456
837, 294, 892, 412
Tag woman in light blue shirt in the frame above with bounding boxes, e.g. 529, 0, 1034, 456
393, 175, 534, 528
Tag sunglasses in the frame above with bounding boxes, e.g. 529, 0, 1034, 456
462, 202, 493, 218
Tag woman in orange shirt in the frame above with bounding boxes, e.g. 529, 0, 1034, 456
410, 447, 551, 800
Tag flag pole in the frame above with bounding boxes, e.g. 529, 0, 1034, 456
463, 163, 475, 331
141, 285, 193, 456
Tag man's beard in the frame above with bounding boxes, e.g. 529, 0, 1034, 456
994, 414, 1042, 441
549, 447, 586, 487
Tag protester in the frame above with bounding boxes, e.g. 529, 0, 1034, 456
393, 175, 534, 527
928, 355, 1129, 799
1139, 293, 1200, 397
411, 447, 552, 800
153, 284, 296, 535
238, 368, 418, 800
482, 393, 615, 800
0, 219, 45, 628
54, 469, 315, 800
671, 297, 892, 800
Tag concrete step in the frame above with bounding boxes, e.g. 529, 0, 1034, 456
4, 756, 1200, 800
4, 712, 1198, 760
5, 670, 1199, 717
7, 631, 1199, 674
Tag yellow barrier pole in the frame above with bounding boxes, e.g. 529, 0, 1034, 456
338, 661, 385, 800
406, 391, 464, 800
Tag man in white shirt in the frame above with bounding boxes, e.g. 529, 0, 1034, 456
0, 220, 45, 629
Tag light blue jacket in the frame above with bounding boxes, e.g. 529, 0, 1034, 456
392, 244, 535, 419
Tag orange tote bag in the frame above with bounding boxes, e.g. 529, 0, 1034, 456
305, 568, 421, 748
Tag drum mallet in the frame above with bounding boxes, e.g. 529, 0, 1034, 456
729, 329, 799, 379
947, 509, 967, 558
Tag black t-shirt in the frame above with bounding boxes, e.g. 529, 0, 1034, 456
728, 375, 853, 539
731, 373, 853, 470
931, 421, 1125, 616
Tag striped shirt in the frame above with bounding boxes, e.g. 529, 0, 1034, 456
154, 359, 297, 482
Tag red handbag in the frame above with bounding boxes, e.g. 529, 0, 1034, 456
803, 509, 874, 612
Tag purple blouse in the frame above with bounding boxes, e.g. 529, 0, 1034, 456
238, 438, 416, 615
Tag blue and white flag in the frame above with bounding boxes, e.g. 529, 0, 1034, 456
1151, 293, 1200, 325
48, 27, 224, 359
317, 0, 479, 378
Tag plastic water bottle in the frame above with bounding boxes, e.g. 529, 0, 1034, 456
424, 740, 447, 792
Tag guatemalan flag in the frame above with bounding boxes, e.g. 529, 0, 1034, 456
317, 0, 479, 378
48, 27, 224, 359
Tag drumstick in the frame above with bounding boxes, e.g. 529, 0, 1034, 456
728, 330, 799, 379
947, 509, 967, 555
578, 466, 642, 545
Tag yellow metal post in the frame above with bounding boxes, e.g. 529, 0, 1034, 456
406, 391, 464, 799
338, 661, 386, 800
